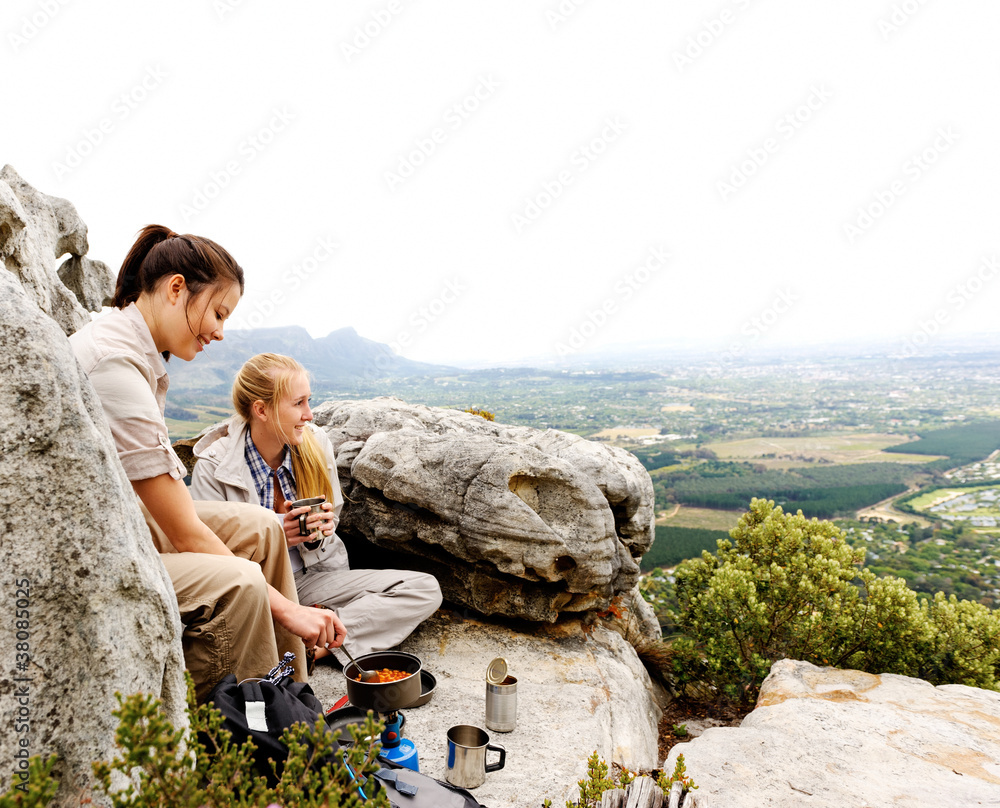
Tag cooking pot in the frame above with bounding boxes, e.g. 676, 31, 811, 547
344, 651, 422, 714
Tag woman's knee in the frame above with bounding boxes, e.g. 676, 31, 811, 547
222, 558, 270, 604
414, 572, 443, 611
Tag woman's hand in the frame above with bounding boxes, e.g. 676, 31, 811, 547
274, 601, 347, 650
279, 500, 336, 547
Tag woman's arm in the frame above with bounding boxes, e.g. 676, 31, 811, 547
132, 473, 346, 648
133, 474, 231, 554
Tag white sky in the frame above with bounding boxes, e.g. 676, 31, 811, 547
5, 1, 1000, 366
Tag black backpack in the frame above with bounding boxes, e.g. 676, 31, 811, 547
205, 661, 341, 787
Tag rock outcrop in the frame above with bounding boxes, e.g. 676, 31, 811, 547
313, 397, 656, 626
0, 170, 664, 803
310, 611, 663, 808
0, 164, 114, 335
0, 172, 186, 805
667, 659, 1000, 807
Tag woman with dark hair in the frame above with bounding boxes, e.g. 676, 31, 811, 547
70, 225, 345, 701
190, 353, 442, 666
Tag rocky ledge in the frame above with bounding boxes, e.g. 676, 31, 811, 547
313, 396, 658, 628
668, 658, 1000, 807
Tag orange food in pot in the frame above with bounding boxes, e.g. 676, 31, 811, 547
355, 668, 411, 683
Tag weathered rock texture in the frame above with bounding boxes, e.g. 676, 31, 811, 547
668, 659, 1000, 807
310, 611, 664, 808
312, 397, 656, 625
0, 164, 114, 335
0, 176, 185, 805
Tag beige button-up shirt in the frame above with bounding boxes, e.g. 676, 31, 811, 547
70, 303, 187, 481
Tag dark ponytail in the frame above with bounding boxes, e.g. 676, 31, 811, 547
111, 224, 245, 309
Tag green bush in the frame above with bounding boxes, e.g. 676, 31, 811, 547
558, 751, 696, 808
670, 498, 1000, 705
917, 591, 1000, 689
1, 676, 390, 808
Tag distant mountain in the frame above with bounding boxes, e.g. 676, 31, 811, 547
166, 325, 459, 395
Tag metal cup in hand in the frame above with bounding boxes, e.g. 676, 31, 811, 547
291, 496, 325, 547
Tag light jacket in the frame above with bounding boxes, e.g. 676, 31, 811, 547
190, 417, 349, 570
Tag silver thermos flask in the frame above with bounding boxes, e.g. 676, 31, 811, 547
485, 657, 517, 733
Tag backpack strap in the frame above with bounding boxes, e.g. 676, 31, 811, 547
375, 768, 419, 797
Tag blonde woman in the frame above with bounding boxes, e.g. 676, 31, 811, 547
70, 226, 344, 701
190, 353, 442, 665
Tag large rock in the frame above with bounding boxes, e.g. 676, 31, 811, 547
310, 612, 663, 808
0, 164, 114, 334
0, 250, 186, 801
667, 659, 1000, 807
312, 397, 656, 625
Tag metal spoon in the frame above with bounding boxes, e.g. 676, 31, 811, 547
340, 645, 378, 682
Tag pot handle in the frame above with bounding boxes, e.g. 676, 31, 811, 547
485, 742, 506, 773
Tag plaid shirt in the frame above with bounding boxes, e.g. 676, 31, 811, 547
245, 431, 297, 510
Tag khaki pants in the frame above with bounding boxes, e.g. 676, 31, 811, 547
141, 500, 307, 701
294, 562, 442, 666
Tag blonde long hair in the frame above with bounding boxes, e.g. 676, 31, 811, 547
232, 353, 333, 504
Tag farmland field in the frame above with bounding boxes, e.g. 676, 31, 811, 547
901, 485, 1000, 533
906, 485, 996, 512
642, 525, 729, 571
590, 427, 662, 440
706, 433, 945, 465
885, 421, 1000, 466
165, 405, 232, 440
658, 504, 743, 531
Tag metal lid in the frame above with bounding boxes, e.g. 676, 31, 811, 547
486, 657, 508, 684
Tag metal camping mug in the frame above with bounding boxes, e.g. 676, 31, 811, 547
445, 725, 506, 790
291, 496, 325, 548
485, 674, 517, 732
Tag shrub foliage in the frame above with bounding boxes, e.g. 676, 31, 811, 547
91, 678, 391, 808
669, 498, 1000, 705
0, 675, 391, 808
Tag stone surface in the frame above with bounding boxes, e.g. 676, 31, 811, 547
666, 659, 1000, 808
0, 165, 112, 335
57, 254, 115, 311
310, 611, 664, 808
312, 397, 657, 626
0, 267, 186, 803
